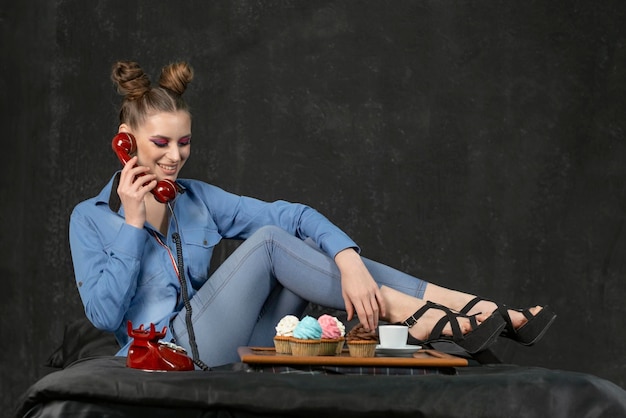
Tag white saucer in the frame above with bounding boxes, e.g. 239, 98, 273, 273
375, 344, 422, 356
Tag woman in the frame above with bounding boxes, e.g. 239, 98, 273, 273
69, 60, 555, 368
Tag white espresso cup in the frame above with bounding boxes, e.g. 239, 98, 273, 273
378, 324, 409, 348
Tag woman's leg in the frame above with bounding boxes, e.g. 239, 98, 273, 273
171, 226, 504, 366
246, 286, 309, 346
171, 225, 348, 366
171, 226, 432, 366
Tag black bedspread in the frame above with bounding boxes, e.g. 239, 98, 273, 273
15, 355, 626, 418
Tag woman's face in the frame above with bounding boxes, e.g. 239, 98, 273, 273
124, 110, 192, 182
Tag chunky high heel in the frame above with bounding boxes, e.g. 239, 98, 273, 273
401, 301, 506, 354
460, 297, 557, 346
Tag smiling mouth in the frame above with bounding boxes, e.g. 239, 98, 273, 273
158, 163, 177, 173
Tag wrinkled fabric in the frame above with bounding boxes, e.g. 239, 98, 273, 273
16, 357, 626, 418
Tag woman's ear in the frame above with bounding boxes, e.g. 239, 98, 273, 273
118, 123, 130, 134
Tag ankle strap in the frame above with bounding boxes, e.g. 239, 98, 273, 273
402, 314, 419, 328
401, 301, 437, 328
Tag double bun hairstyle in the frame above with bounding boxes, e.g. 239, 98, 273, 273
111, 60, 194, 129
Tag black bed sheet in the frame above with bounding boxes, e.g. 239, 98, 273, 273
15, 355, 626, 418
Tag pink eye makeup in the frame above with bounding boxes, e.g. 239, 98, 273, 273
149, 136, 192, 147
150, 138, 169, 147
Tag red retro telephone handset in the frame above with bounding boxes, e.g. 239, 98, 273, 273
112, 132, 177, 203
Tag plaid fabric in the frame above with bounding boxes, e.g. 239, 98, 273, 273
243, 364, 456, 375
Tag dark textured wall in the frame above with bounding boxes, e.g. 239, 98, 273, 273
3, 0, 626, 412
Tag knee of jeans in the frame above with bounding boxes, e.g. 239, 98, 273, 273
250, 225, 289, 241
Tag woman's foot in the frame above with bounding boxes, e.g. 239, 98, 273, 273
379, 286, 505, 353
421, 283, 553, 341
457, 296, 557, 346
461, 298, 542, 331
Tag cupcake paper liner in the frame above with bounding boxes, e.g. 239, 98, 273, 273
273, 336, 292, 354
289, 338, 321, 356
319, 338, 344, 356
347, 340, 377, 357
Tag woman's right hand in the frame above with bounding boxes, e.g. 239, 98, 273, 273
116, 156, 157, 229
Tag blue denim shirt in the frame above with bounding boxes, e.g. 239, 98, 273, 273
69, 173, 358, 355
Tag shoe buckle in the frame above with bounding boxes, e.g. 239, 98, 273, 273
403, 315, 418, 328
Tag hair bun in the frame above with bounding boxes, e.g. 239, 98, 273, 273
159, 62, 194, 96
111, 61, 151, 100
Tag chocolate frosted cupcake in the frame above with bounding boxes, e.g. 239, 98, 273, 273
346, 323, 378, 357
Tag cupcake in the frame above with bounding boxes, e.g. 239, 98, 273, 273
274, 315, 299, 354
317, 314, 346, 355
346, 323, 378, 357
289, 316, 322, 356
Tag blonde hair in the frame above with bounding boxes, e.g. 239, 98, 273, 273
111, 60, 194, 129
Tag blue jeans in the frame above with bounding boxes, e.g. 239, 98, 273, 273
171, 225, 428, 366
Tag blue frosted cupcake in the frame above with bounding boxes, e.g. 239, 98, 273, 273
289, 316, 322, 356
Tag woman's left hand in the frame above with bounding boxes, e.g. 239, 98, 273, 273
334, 248, 386, 331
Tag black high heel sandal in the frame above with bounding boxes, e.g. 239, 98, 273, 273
401, 301, 506, 354
460, 297, 557, 346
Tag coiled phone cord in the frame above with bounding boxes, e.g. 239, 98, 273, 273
168, 203, 211, 371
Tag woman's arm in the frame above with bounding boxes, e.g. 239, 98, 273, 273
69, 158, 161, 331
335, 248, 386, 330
69, 207, 147, 331
198, 183, 359, 257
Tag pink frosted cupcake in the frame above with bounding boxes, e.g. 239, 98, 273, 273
273, 315, 299, 354
317, 314, 346, 355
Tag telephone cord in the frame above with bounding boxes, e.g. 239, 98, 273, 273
168, 203, 211, 371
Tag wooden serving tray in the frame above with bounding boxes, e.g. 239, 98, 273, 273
238, 346, 468, 367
